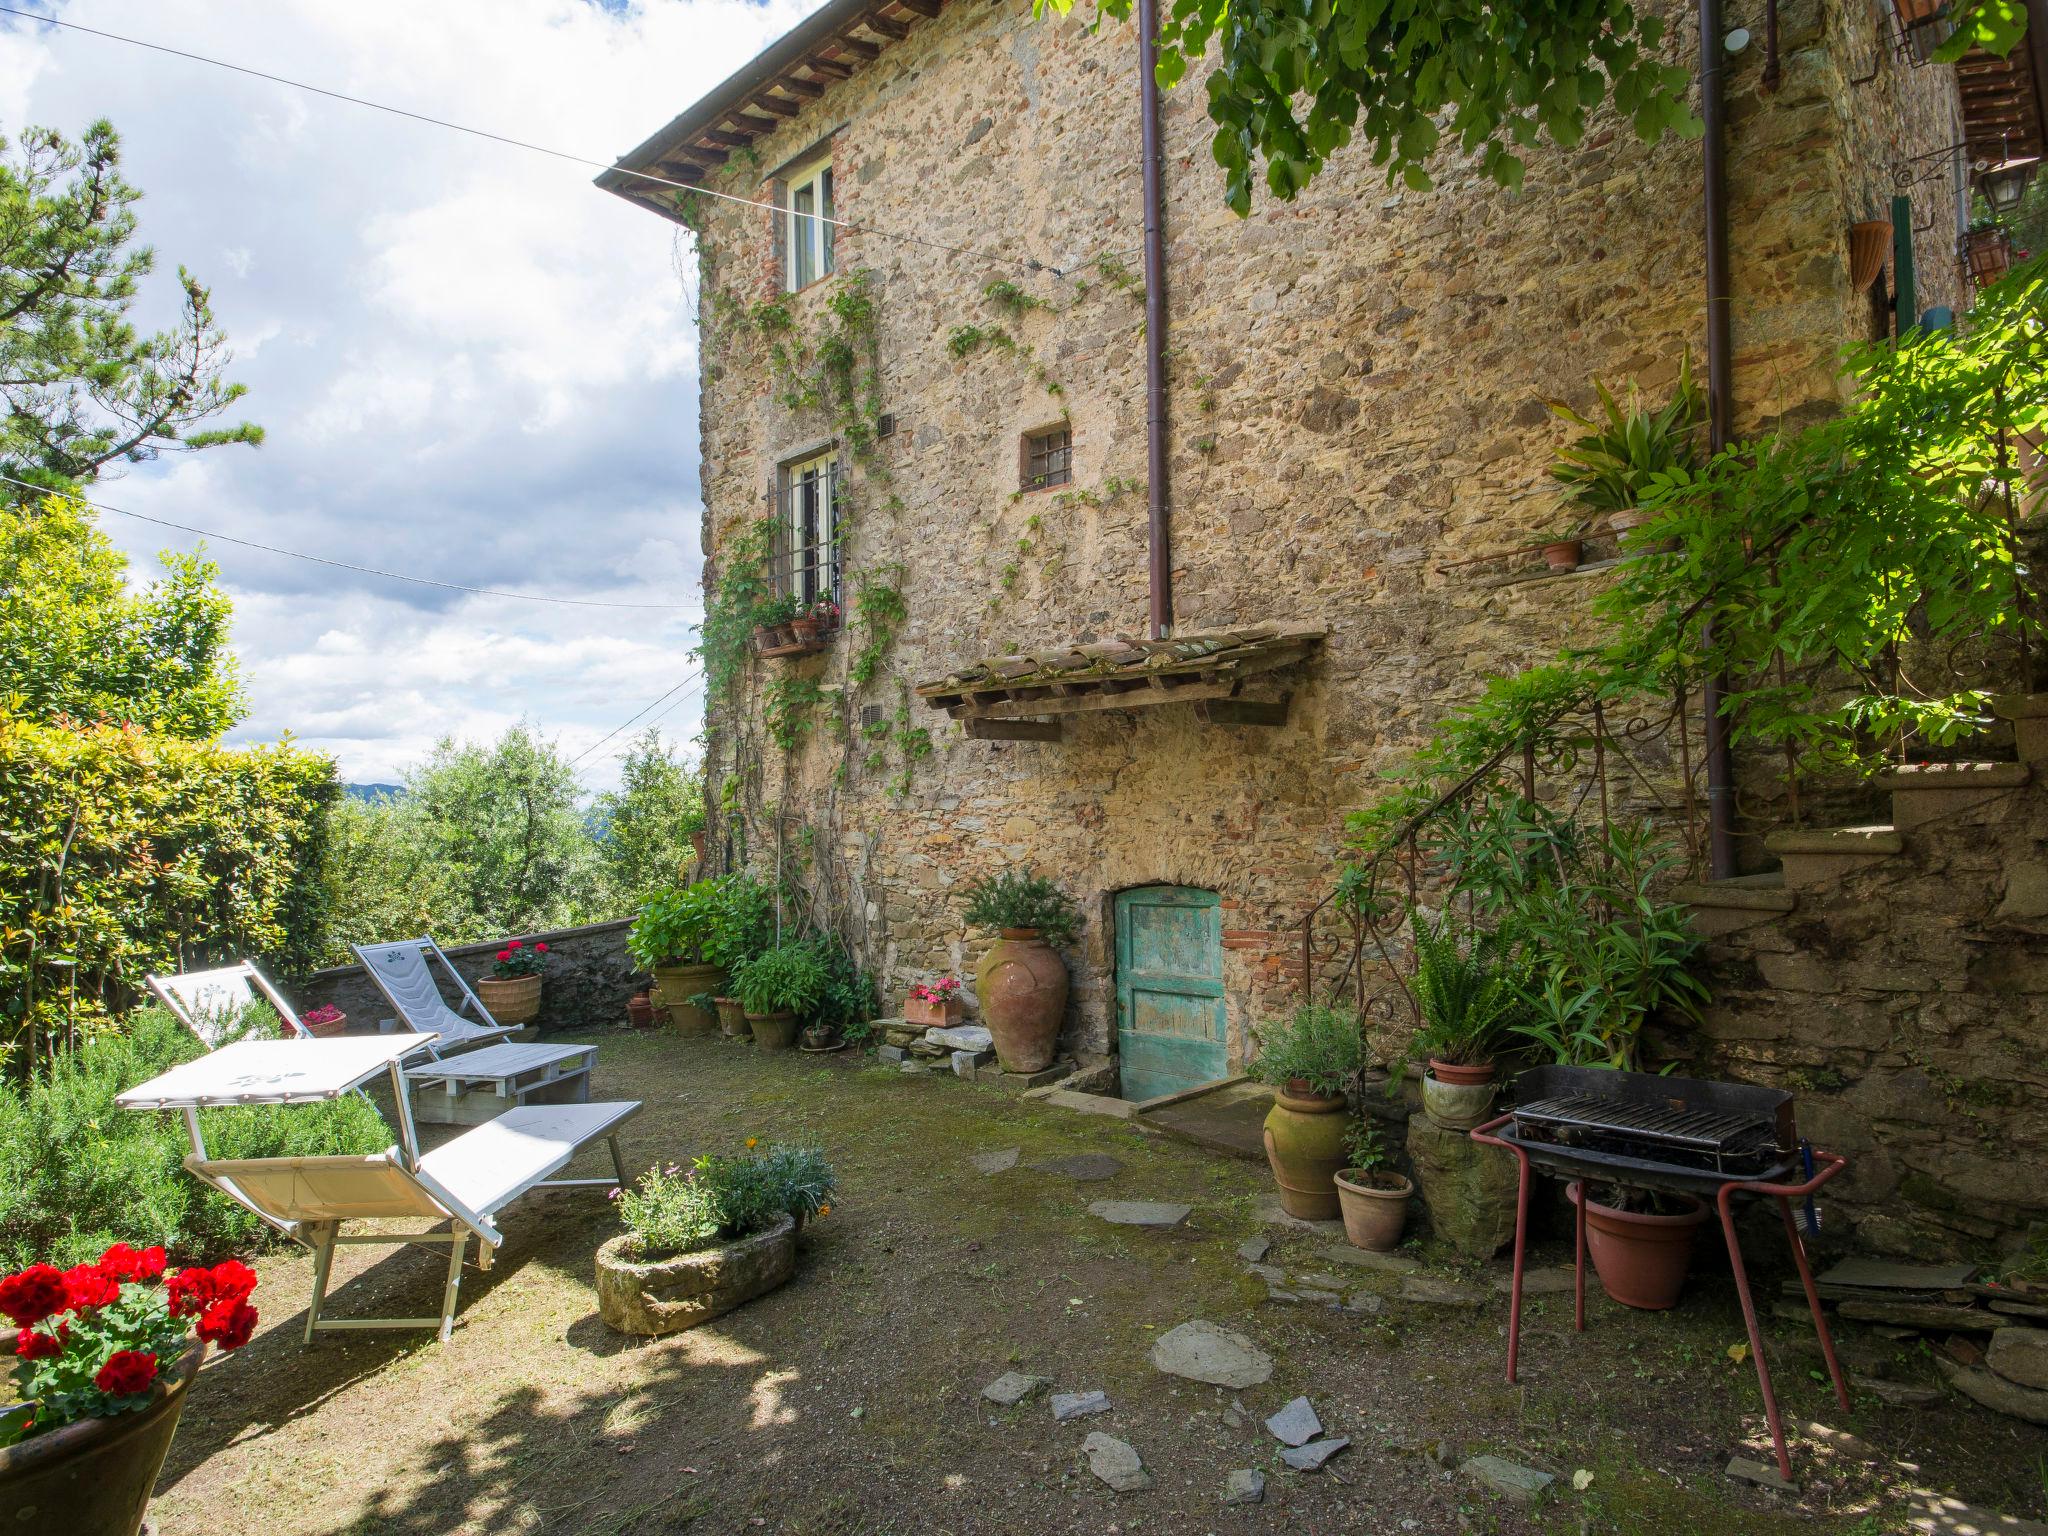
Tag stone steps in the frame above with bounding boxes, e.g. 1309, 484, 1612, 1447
1877, 760, 2031, 831
1671, 870, 1797, 937
1762, 824, 1904, 888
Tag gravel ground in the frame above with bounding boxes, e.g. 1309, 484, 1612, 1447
142, 1030, 2048, 1536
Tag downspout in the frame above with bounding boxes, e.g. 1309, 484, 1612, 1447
1700, 0, 1740, 879
1139, 0, 1172, 640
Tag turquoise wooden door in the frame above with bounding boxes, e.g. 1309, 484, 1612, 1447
1115, 886, 1226, 1102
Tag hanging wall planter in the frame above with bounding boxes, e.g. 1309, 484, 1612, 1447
1541, 539, 1584, 573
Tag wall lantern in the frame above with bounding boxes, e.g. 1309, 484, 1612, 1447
1960, 225, 2015, 286
1979, 153, 2039, 215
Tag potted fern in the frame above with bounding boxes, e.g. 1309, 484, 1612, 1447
1403, 907, 1529, 1130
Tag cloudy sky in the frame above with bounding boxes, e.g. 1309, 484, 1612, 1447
0, 0, 822, 789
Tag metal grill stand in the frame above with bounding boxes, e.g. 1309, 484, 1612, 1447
1471, 1113, 1851, 1480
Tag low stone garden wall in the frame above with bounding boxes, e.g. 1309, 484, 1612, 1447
301, 918, 643, 1037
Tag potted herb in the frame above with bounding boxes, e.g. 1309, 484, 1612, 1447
903, 975, 964, 1027
1540, 532, 1586, 573
476, 938, 548, 1027
298, 1003, 348, 1038
595, 1143, 835, 1336
1247, 1004, 1368, 1220
1333, 1119, 1412, 1252
0, 1246, 261, 1536
1404, 908, 1529, 1130
961, 872, 1078, 1074
730, 941, 831, 1050
1548, 354, 1703, 550
628, 881, 729, 1035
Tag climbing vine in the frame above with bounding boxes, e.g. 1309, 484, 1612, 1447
849, 564, 908, 689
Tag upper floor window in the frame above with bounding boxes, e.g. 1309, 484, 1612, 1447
775, 449, 841, 609
1022, 426, 1072, 491
786, 154, 835, 292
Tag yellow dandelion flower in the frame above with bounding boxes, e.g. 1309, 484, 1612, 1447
818, 1204, 832, 1218
745, 1137, 759, 1149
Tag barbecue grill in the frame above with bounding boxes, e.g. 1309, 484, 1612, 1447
1471, 1066, 1849, 1482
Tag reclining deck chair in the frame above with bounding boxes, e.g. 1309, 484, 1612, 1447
116, 1034, 640, 1342
352, 937, 601, 1126
146, 961, 311, 1048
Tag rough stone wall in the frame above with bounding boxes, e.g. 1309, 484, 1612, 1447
301, 919, 641, 1037
1674, 774, 2048, 1263
682, 0, 1965, 1067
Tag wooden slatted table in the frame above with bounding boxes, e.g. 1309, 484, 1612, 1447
404, 1041, 598, 1126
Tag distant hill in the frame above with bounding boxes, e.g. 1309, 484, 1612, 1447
344, 783, 402, 803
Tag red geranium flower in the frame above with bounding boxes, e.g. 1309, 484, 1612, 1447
195, 1298, 257, 1350
166, 1266, 214, 1318
15, 1326, 63, 1360
61, 1263, 120, 1312
98, 1243, 167, 1283
507, 939, 523, 950
535, 943, 548, 953
0, 1265, 68, 1327
93, 1349, 158, 1397
206, 1259, 258, 1305
496, 950, 511, 962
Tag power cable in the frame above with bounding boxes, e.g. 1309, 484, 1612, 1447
0, 4, 1073, 278
567, 665, 704, 769
1, 473, 688, 613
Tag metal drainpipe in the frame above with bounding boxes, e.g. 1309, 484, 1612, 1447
1700, 0, 1740, 880
1139, 0, 1172, 640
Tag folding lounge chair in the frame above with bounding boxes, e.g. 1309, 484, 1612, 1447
353, 937, 601, 1127
116, 1034, 640, 1342
146, 961, 312, 1048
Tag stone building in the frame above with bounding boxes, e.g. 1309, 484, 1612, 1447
599, 0, 2046, 1248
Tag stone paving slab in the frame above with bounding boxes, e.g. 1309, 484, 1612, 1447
981, 1371, 1047, 1406
1907, 1491, 2048, 1535
1319, 1244, 1422, 1274
1150, 1320, 1274, 1388
1088, 1200, 1192, 1228
1081, 1432, 1152, 1492
969, 1146, 1020, 1175
1051, 1389, 1112, 1422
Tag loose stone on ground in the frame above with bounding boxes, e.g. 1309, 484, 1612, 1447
1038, 1153, 1124, 1182
1280, 1437, 1350, 1471
1263, 1396, 1322, 1447
1080, 1432, 1153, 1492
1397, 1276, 1485, 1308
1087, 1200, 1193, 1228
1319, 1244, 1423, 1275
1224, 1469, 1265, 1505
1725, 1456, 1798, 1492
969, 1146, 1019, 1175
927, 1024, 994, 1052
980, 1371, 1046, 1406
1236, 1235, 1272, 1263
1907, 1491, 2048, 1536
1462, 1455, 1556, 1504
1051, 1390, 1112, 1422
1149, 1320, 1274, 1388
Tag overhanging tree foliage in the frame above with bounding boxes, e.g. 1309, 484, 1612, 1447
1, 121, 262, 498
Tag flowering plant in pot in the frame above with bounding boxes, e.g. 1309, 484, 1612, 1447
1333, 1119, 1412, 1252
961, 872, 1077, 1073
791, 597, 840, 645
0, 1246, 259, 1536
477, 938, 548, 1026
596, 1142, 835, 1336
1247, 1004, 1368, 1220
298, 1003, 347, 1038
903, 974, 963, 1027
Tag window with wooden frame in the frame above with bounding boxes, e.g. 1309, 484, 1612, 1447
774, 449, 841, 611
784, 153, 836, 293
1021, 425, 1072, 491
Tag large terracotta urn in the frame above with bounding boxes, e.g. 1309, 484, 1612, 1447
974, 928, 1068, 1073
1262, 1082, 1349, 1220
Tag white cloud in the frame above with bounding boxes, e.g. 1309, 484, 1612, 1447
0, 0, 817, 788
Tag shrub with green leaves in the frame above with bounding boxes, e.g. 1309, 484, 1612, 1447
617, 1143, 835, 1259
730, 942, 830, 1017
961, 871, 1078, 945
1247, 1004, 1367, 1097
627, 881, 725, 968
1407, 907, 1530, 1067
0, 1007, 390, 1268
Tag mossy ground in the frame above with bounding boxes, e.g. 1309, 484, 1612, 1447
145, 1031, 2046, 1535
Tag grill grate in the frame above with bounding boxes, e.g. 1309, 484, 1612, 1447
1511, 1091, 1783, 1177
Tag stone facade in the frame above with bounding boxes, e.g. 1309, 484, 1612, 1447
301, 919, 641, 1037
640, 6, 1968, 1081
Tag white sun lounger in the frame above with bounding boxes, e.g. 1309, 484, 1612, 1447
352, 937, 517, 1055
116, 1034, 641, 1342
146, 961, 312, 1048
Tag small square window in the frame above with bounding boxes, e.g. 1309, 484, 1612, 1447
1023, 427, 1072, 491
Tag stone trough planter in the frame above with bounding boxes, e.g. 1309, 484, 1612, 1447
594, 1213, 797, 1336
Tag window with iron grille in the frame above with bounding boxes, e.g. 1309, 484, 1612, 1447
772, 451, 842, 615
1022, 426, 1072, 491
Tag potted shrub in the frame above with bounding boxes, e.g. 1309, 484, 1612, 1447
1403, 908, 1529, 1130
961, 872, 1077, 1074
1333, 1119, 1412, 1252
628, 881, 728, 1035
476, 939, 548, 1027
298, 1003, 348, 1038
730, 942, 830, 1050
596, 1143, 835, 1336
903, 975, 964, 1027
702, 876, 775, 1038
0, 1246, 261, 1536
1247, 1004, 1368, 1220
1548, 354, 1702, 552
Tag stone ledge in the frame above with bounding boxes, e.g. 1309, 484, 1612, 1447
1763, 825, 1903, 855
1876, 762, 2029, 790
1673, 873, 1797, 912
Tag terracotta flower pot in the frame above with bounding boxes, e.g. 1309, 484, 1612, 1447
477, 974, 542, 1026
627, 993, 654, 1029
1262, 1088, 1349, 1220
594, 1214, 796, 1336
651, 963, 725, 1035
789, 616, 823, 645
1335, 1169, 1413, 1251
1607, 507, 1657, 550
1422, 1058, 1499, 1131
974, 930, 1068, 1074
1569, 1181, 1709, 1310
1848, 219, 1892, 292
0, 1340, 203, 1536
746, 1010, 800, 1050
1542, 539, 1584, 573
903, 995, 965, 1028
714, 996, 750, 1038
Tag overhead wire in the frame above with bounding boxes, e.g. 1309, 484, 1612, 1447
0, 473, 688, 613
0, 3, 1076, 278
567, 665, 705, 770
